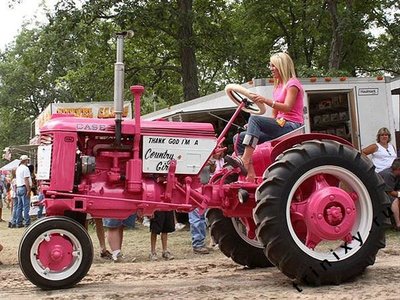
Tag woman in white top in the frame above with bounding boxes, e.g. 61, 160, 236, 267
362, 127, 397, 173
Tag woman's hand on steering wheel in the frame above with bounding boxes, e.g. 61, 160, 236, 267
224, 84, 266, 115
250, 93, 266, 104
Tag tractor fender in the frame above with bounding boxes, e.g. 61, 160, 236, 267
270, 133, 354, 163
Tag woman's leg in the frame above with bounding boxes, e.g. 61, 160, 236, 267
234, 117, 301, 180
240, 146, 256, 181
233, 131, 246, 156
236, 116, 278, 180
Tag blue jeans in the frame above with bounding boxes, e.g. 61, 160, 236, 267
234, 116, 302, 155
189, 208, 206, 249
37, 205, 44, 218
16, 186, 31, 226
10, 197, 19, 225
37, 193, 45, 218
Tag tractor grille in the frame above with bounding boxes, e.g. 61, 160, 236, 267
37, 134, 53, 181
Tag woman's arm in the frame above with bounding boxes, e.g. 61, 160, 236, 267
391, 143, 397, 154
251, 86, 299, 113
362, 144, 378, 155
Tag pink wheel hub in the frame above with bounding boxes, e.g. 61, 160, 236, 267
291, 174, 358, 249
326, 206, 343, 225
37, 234, 74, 271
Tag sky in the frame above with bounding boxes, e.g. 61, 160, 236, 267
0, 0, 58, 50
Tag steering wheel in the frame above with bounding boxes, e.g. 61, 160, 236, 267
225, 84, 266, 115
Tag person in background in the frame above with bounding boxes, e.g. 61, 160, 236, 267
149, 211, 175, 261
208, 148, 225, 249
15, 155, 31, 227
225, 52, 304, 181
5, 180, 11, 210
189, 208, 209, 254
210, 148, 225, 175
103, 214, 137, 262
0, 186, 4, 222
142, 216, 150, 227
8, 169, 19, 228
362, 127, 396, 173
189, 160, 216, 255
174, 212, 186, 231
28, 164, 38, 196
0, 175, 4, 222
36, 190, 45, 219
378, 158, 400, 230
85, 216, 112, 260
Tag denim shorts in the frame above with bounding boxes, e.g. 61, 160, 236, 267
103, 214, 136, 228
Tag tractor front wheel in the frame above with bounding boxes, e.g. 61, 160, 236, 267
19, 216, 93, 290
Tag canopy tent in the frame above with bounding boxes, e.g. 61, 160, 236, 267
142, 81, 271, 122
1, 144, 38, 168
0, 159, 21, 171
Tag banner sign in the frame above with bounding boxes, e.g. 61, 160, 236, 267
142, 136, 216, 174
34, 102, 132, 135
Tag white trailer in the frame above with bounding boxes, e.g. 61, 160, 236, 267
143, 77, 400, 151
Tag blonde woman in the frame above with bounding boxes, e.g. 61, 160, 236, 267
226, 52, 304, 181
362, 127, 396, 173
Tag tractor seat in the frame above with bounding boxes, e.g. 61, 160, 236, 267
251, 125, 306, 176
269, 125, 306, 146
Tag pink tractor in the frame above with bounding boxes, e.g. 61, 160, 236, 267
19, 33, 390, 289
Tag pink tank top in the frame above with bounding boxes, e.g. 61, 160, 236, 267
274, 78, 304, 124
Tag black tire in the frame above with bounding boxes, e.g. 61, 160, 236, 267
254, 140, 390, 285
206, 209, 273, 268
19, 216, 93, 290
64, 210, 87, 227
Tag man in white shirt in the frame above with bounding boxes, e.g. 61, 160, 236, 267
15, 155, 31, 227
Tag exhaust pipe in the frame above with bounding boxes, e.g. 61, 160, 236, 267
114, 30, 134, 146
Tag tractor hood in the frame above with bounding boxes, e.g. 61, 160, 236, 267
40, 115, 216, 138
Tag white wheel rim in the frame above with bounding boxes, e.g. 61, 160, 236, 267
231, 218, 263, 248
286, 165, 373, 261
30, 229, 83, 281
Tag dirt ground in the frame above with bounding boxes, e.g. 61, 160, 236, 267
1, 208, 400, 300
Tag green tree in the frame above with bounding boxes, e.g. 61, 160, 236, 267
362, 1, 400, 75
238, 0, 398, 77
45, 0, 238, 103
0, 28, 58, 117
1, 0, 399, 140
0, 108, 31, 162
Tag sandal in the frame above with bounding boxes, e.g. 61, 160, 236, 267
225, 155, 248, 176
100, 250, 113, 259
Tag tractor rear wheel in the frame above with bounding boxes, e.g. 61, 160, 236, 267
207, 209, 273, 268
254, 140, 390, 285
